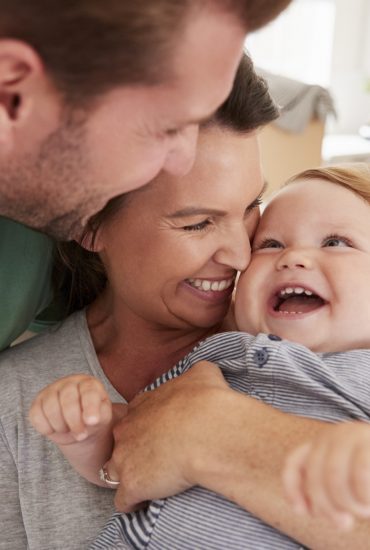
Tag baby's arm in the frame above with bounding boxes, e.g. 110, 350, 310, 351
29, 374, 126, 486
283, 420, 370, 529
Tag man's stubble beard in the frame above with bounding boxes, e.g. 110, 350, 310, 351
0, 109, 104, 240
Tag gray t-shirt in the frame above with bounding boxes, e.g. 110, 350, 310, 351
0, 310, 125, 550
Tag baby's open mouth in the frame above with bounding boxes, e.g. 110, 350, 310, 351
272, 286, 326, 314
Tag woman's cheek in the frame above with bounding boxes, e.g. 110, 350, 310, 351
247, 210, 261, 241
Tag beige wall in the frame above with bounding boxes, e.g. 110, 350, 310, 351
259, 119, 325, 198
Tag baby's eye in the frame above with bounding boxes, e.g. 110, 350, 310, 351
322, 235, 352, 248
254, 238, 283, 250
182, 219, 212, 232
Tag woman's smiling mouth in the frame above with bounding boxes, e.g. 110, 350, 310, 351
186, 277, 235, 292
183, 277, 236, 303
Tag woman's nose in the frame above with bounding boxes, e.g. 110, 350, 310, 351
162, 125, 199, 177
213, 228, 251, 271
276, 248, 313, 271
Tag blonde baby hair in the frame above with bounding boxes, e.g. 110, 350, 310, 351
285, 163, 370, 204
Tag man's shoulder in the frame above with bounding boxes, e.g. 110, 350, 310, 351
0, 217, 55, 349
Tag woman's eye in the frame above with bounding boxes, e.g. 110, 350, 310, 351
246, 196, 263, 213
323, 235, 352, 248
254, 238, 283, 250
182, 219, 212, 232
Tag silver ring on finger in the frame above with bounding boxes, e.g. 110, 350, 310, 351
99, 466, 120, 487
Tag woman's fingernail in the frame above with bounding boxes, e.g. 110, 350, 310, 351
74, 432, 88, 441
85, 415, 99, 425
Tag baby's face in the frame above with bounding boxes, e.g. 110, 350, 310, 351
235, 179, 370, 352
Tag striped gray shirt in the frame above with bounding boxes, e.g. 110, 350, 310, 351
91, 331, 370, 550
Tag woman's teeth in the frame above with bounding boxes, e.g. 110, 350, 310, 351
187, 278, 234, 292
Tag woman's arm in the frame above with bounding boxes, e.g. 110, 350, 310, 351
106, 361, 370, 549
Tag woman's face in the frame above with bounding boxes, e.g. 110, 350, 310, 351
97, 128, 265, 330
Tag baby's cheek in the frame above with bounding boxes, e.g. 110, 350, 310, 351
234, 263, 262, 332
234, 276, 250, 331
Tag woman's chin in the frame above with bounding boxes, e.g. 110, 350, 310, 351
171, 305, 230, 331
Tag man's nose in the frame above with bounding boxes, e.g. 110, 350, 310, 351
162, 125, 199, 177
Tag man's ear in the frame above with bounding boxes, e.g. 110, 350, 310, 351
0, 39, 57, 154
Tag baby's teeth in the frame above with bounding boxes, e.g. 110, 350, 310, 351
280, 286, 313, 296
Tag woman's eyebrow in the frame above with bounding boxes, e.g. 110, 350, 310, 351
168, 183, 268, 219
167, 207, 226, 219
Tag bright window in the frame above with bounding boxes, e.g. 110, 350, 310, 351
246, 0, 336, 87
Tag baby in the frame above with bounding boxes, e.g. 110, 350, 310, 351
30, 163, 370, 549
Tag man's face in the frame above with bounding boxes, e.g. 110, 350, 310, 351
1, 10, 246, 239
235, 179, 370, 353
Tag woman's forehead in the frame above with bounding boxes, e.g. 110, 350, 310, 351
123, 129, 262, 214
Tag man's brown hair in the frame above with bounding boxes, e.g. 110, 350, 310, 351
0, 0, 292, 104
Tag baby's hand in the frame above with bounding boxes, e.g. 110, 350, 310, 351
29, 374, 112, 446
282, 421, 370, 530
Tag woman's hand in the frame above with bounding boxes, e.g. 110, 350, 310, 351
29, 374, 112, 446
283, 421, 370, 530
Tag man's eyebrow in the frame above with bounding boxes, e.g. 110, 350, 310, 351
167, 207, 226, 219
